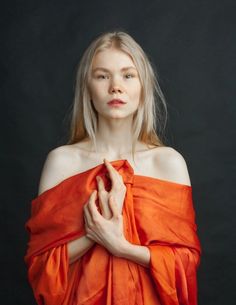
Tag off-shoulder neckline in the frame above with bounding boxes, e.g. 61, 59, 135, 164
134, 174, 192, 188
36, 159, 192, 198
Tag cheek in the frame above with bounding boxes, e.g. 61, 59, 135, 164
89, 89, 99, 102
90, 84, 106, 100
131, 83, 141, 98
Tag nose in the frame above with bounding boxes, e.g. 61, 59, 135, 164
108, 77, 123, 94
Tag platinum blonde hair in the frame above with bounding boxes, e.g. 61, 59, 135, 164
67, 30, 168, 158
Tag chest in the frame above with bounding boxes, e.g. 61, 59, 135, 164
73, 151, 163, 180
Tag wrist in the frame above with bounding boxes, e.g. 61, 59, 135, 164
85, 235, 96, 246
116, 238, 131, 257
115, 240, 150, 268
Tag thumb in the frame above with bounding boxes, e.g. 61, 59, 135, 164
108, 195, 120, 219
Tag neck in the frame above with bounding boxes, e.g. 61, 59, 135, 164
93, 115, 135, 157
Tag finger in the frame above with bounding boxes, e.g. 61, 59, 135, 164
84, 190, 97, 222
88, 190, 103, 223
86, 231, 103, 245
103, 159, 121, 185
108, 195, 121, 219
96, 176, 104, 212
87, 190, 98, 213
84, 214, 88, 228
85, 222, 104, 244
84, 215, 90, 232
103, 158, 117, 176
96, 176, 109, 214
86, 227, 98, 241
96, 176, 107, 201
97, 191, 108, 215
84, 204, 93, 227
96, 175, 106, 192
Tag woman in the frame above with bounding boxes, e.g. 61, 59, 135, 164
25, 31, 201, 305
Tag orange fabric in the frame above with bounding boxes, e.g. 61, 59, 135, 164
25, 159, 201, 305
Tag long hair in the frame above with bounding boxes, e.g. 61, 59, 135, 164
67, 30, 168, 159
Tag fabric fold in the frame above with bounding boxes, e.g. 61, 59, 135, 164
25, 159, 201, 305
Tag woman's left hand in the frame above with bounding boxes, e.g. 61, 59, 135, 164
83, 191, 127, 256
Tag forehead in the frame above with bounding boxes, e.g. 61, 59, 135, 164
91, 48, 136, 70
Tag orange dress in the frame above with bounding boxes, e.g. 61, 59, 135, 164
25, 159, 201, 305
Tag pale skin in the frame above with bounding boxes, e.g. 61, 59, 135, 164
68, 47, 150, 267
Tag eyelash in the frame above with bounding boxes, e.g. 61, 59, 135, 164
96, 74, 135, 79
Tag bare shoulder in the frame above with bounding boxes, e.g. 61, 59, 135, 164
152, 146, 192, 186
37, 145, 78, 195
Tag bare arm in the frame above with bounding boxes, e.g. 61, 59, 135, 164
67, 236, 95, 264
117, 241, 150, 268
38, 147, 96, 264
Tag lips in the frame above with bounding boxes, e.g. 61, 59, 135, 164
107, 99, 126, 105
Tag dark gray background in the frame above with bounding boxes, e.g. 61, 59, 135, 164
1, 0, 236, 304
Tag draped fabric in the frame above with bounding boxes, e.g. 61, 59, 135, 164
25, 159, 201, 305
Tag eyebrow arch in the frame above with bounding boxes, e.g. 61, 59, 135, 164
92, 66, 137, 73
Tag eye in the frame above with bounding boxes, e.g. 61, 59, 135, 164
125, 73, 135, 79
96, 74, 109, 79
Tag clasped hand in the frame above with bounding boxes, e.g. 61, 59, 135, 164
83, 159, 127, 256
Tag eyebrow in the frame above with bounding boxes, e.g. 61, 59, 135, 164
92, 66, 137, 73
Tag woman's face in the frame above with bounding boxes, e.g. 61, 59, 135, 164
88, 48, 142, 120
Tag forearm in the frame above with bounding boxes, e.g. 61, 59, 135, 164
117, 240, 150, 268
67, 235, 95, 264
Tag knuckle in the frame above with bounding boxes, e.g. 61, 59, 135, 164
88, 224, 95, 231
86, 226, 92, 233
115, 214, 122, 221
